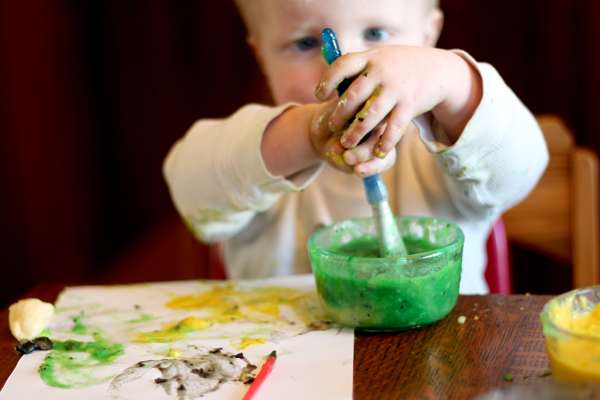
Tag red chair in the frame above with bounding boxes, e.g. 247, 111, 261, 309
211, 218, 512, 293
208, 244, 227, 280
484, 219, 511, 294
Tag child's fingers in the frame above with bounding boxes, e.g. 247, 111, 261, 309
354, 148, 397, 177
315, 53, 368, 101
310, 100, 338, 144
343, 124, 384, 166
324, 139, 353, 173
340, 86, 395, 149
329, 74, 379, 133
374, 105, 411, 158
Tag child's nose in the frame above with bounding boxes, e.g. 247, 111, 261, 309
336, 36, 369, 55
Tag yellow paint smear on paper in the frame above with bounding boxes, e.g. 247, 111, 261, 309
238, 337, 267, 350
135, 284, 328, 344
136, 317, 211, 343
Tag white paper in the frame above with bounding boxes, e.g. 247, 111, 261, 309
0, 275, 353, 399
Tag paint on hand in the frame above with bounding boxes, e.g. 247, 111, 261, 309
354, 85, 382, 122
328, 119, 341, 135
312, 110, 328, 134
314, 80, 327, 99
325, 151, 346, 167
373, 146, 386, 159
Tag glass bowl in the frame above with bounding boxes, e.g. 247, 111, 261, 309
308, 216, 464, 330
541, 286, 600, 381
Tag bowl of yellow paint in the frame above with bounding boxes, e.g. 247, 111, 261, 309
541, 286, 600, 381
308, 216, 464, 330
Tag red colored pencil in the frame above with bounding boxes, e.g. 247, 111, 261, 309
243, 350, 277, 400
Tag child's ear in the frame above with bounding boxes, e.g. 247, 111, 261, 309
423, 9, 444, 47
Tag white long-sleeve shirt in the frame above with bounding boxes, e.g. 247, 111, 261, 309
163, 53, 548, 294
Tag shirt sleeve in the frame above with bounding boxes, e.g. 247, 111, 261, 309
163, 103, 323, 242
416, 50, 549, 219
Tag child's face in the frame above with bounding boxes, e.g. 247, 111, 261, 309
247, 0, 442, 105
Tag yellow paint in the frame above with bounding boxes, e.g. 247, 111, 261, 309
355, 85, 382, 122
238, 337, 267, 350
135, 317, 211, 343
373, 147, 386, 159
166, 348, 180, 358
545, 297, 600, 381
325, 151, 346, 167
551, 296, 600, 336
136, 284, 328, 344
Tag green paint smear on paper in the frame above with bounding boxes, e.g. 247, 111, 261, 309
71, 316, 87, 334
126, 314, 155, 324
38, 337, 124, 389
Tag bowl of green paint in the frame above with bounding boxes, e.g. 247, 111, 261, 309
308, 216, 464, 330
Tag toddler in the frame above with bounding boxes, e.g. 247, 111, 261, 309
163, 0, 548, 293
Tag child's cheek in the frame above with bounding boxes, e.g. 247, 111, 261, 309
269, 66, 322, 105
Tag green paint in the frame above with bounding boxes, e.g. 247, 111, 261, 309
71, 316, 87, 334
309, 216, 464, 330
126, 313, 155, 324
38, 338, 124, 389
329, 236, 441, 258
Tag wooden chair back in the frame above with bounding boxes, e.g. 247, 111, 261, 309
503, 115, 599, 288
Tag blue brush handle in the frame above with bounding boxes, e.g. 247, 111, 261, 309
321, 28, 386, 205
321, 28, 352, 96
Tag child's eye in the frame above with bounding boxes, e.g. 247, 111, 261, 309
293, 36, 320, 52
363, 27, 389, 42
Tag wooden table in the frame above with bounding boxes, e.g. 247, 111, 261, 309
0, 284, 552, 399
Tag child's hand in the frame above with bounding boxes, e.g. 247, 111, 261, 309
308, 100, 354, 174
310, 101, 397, 177
315, 46, 481, 175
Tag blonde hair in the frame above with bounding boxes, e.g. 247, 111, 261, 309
234, 0, 440, 36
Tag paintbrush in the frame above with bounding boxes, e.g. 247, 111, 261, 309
320, 28, 407, 257
242, 350, 277, 400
